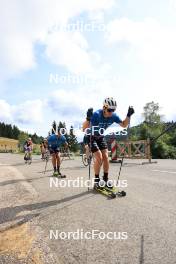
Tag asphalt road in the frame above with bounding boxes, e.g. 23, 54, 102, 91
0, 153, 176, 264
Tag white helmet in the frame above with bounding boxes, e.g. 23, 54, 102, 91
103, 97, 117, 110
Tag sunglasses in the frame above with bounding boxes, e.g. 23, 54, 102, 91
107, 109, 115, 113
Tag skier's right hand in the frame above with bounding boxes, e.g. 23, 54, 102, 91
86, 108, 93, 121
127, 106, 134, 118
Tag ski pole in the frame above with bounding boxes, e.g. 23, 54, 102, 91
60, 151, 65, 164
117, 123, 131, 185
117, 154, 125, 184
88, 133, 92, 191
117, 121, 176, 183
148, 122, 176, 145
43, 149, 50, 174
59, 146, 70, 173
44, 157, 48, 174
140, 122, 176, 159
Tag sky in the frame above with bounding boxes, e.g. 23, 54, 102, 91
0, 0, 176, 141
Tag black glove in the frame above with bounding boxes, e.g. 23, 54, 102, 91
127, 106, 134, 118
86, 108, 93, 121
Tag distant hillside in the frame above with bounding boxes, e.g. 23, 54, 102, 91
0, 137, 19, 152
0, 137, 41, 153
0, 122, 43, 144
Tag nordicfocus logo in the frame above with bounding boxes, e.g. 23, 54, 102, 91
49, 177, 128, 189
49, 73, 119, 86
84, 126, 128, 136
49, 20, 107, 33
49, 123, 128, 137
49, 229, 128, 240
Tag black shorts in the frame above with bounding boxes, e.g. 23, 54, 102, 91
83, 135, 90, 145
90, 136, 108, 153
49, 147, 60, 155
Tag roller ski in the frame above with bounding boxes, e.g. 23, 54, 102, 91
93, 179, 116, 199
52, 171, 66, 178
24, 154, 32, 165
94, 182, 116, 199
94, 180, 126, 199
104, 182, 126, 197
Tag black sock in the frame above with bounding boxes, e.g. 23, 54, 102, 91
94, 174, 100, 183
103, 172, 108, 182
54, 166, 56, 172
57, 166, 60, 172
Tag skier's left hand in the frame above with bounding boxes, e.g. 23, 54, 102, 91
86, 108, 93, 121
127, 106, 135, 118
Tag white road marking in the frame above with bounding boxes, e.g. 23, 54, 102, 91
0, 163, 11, 166
152, 169, 176, 174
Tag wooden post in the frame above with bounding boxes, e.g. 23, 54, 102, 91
111, 139, 117, 161
147, 138, 151, 163
128, 142, 131, 158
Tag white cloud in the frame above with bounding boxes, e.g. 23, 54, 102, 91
0, 35, 36, 80
0, 0, 115, 80
47, 87, 127, 142
45, 31, 93, 74
12, 100, 44, 124
106, 17, 176, 74
106, 17, 176, 122
47, 72, 132, 126
2, 1, 176, 136
0, 99, 44, 125
170, 0, 176, 10
0, 100, 12, 122
48, 81, 119, 115
47, 89, 95, 126
87, 10, 105, 22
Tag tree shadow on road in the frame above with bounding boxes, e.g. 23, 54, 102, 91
0, 191, 94, 230
139, 235, 144, 264
61, 166, 88, 170
123, 163, 144, 167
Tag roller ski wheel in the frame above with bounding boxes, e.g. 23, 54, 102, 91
52, 172, 66, 178
103, 184, 126, 198
53, 171, 59, 177
94, 183, 102, 190
109, 192, 116, 199
94, 183, 116, 199
60, 174, 66, 178
117, 191, 126, 197
58, 172, 66, 178
105, 180, 113, 189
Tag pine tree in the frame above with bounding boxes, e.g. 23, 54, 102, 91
13, 125, 20, 139
68, 126, 79, 152
52, 121, 57, 134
